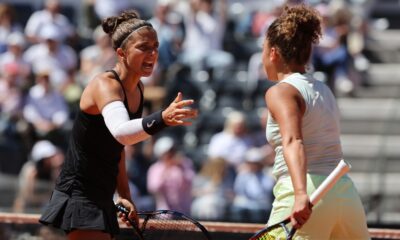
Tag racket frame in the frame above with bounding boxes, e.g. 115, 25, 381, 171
116, 205, 212, 240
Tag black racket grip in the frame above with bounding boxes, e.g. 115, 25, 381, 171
115, 204, 130, 215
115, 204, 144, 240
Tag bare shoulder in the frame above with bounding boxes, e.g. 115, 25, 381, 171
81, 72, 124, 113
266, 82, 302, 101
90, 72, 123, 94
265, 82, 305, 116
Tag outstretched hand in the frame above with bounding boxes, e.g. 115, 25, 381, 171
162, 92, 198, 126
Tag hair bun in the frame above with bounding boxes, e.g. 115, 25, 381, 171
102, 10, 141, 36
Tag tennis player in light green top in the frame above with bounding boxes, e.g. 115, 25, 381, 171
261, 4, 369, 239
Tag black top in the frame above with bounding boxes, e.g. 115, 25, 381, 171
55, 70, 143, 206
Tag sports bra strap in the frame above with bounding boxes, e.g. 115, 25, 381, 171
106, 69, 144, 118
106, 69, 129, 108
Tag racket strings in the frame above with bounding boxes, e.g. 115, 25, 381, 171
258, 232, 276, 240
141, 213, 208, 240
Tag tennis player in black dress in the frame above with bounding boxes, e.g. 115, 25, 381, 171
39, 10, 197, 240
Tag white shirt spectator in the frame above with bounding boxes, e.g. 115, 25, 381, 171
207, 111, 253, 168
23, 80, 69, 127
23, 24, 77, 88
208, 131, 252, 167
0, 33, 31, 86
94, 0, 133, 19
24, 6, 73, 42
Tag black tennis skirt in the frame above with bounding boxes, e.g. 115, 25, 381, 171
39, 189, 120, 235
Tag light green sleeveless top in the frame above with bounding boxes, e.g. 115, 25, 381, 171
266, 73, 343, 180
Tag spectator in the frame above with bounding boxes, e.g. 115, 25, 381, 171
147, 136, 195, 215
312, 3, 353, 95
0, 60, 31, 175
125, 144, 156, 211
230, 147, 274, 223
0, 3, 23, 53
79, 25, 116, 86
178, 0, 234, 81
207, 111, 253, 170
93, 0, 134, 20
23, 23, 78, 90
148, 0, 185, 85
22, 68, 70, 150
13, 140, 64, 213
0, 32, 30, 88
0, 62, 24, 119
24, 0, 75, 44
191, 156, 235, 221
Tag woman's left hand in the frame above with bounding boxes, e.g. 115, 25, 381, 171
116, 198, 140, 227
162, 92, 198, 126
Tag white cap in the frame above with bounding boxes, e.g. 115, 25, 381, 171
245, 148, 265, 163
31, 140, 58, 162
154, 136, 175, 158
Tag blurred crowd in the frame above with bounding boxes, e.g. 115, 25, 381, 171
0, 0, 372, 229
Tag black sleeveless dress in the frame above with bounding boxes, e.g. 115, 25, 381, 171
39, 70, 143, 235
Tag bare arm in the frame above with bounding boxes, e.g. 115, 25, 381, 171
13, 166, 37, 213
116, 150, 139, 226
265, 83, 311, 228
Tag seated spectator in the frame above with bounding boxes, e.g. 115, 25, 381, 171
147, 136, 195, 215
312, 3, 353, 95
13, 140, 64, 213
148, 0, 185, 85
191, 156, 235, 221
23, 23, 78, 90
0, 62, 24, 119
0, 62, 31, 175
24, 0, 75, 44
93, 0, 134, 20
0, 32, 30, 88
79, 25, 115, 86
0, 3, 23, 53
125, 144, 156, 211
230, 147, 275, 223
207, 111, 253, 170
22, 69, 70, 150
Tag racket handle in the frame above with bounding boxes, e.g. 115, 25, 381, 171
309, 159, 351, 205
115, 204, 144, 240
115, 204, 130, 215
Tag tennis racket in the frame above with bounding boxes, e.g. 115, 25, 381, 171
115, 204, 212, 240
249, 159, 351, 240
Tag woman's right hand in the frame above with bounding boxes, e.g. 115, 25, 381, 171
162, 92, 198, 126
290, 193, 312, 229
